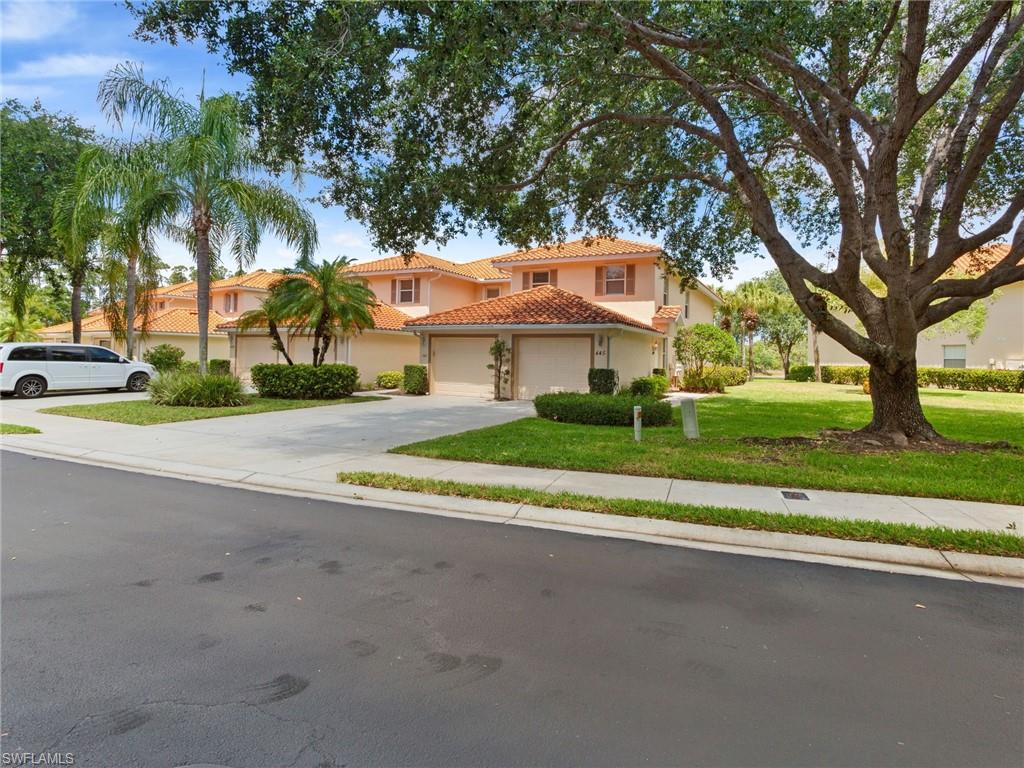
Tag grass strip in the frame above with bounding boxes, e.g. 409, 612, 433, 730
1, 423, 41, 434
337, 470, 1024, 559
40, 395, 388, 425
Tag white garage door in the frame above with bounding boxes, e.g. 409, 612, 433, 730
516, 337, 591, 399
431, 336, 494, 397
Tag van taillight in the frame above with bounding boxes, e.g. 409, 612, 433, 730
0, 362, 4, 373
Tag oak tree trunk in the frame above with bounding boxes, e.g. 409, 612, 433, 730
747, 331, 754, 381
864, 360, 940, 443
71, 282, 82, 344
124, 253, 137, 359
194, 224, 211, 375
812, 325, 821, 383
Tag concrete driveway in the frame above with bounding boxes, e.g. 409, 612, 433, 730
1, 391, 533, 481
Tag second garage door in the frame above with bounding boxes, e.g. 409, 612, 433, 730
431, 336, 495, 397
515, 336, 591, 399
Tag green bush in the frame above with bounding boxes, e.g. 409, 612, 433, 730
375, 370, 403, 389
787, 364, 1022, 392
179, 360, 200, 374
534, 392, 672, 426
404, 364, 429, 395
682, 369, 726, 393
142, 343, 185, 372
148, 371, 246, 407
209, 359, 231, 375
588, 368, 618, 394
250, 363, 359, 399
628, 374, 669, 398
718, 366, 749, 386
652, 367, 666, 377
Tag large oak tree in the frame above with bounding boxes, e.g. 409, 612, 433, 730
131, 1, 1023, 440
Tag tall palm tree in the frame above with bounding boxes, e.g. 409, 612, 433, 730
236, 290, 295, 366
269, 256, 376, 367
52, 185, 103, 343
68, 141, 179, 358
97, 63, 317, 372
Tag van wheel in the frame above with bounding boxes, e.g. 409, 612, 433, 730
127, 372, 150, 392
16, 376, 47, 399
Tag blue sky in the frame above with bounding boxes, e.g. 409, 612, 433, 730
1, 0, 779, 286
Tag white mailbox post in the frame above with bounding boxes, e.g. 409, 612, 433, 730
633, 405, 642, 442
680, 399, 699, 439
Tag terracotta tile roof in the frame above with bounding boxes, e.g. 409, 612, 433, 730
217, 302, 411, 332
654, 305, 682, 321
40, 308, 230, 336
405, 285, 661, 332
491, 237, 662, 264
953, 243, 1018, 275
156, 280, 197, 296
346, 252, 510, 282
210, 270, 285, 290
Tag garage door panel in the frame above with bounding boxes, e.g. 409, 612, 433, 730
432, 337, 494, 397
516, 337, 591, 400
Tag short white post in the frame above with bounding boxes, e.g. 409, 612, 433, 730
680, 399, 699, 439
633, 405, 642, 442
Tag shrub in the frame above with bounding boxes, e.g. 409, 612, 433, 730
652, 367, 666, 377
375, 370, 403, 389
148, 371, 246, 407
209, 358, 231, 375
629, 374, 669, 398
588, 367, 618, 395
718, 366, 749, 386
179, 360, 200, 375
683, 369, 726, 393
403, 364, 429, 395
534, 392, 672, 426
250, 363, 359, 399
143, 343, 185, 372
673, 324, 737, 377
787, 364, 1023, 392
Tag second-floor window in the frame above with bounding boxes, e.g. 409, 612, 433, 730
521, 270, 558, 290
595, 264, 636, 296
391, 277, 421, 304
223, 293, 238, 313
485, 286, 501, 299
684, 290, 690, 319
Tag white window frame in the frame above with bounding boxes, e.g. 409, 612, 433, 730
530, 270, 551, 288
397, 278, 416, 304
604, 264, 626, 295
684, 290, 690, 319
943, 344, 967, 369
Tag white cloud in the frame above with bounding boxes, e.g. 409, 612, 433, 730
0, 1, 78, 41
0, 81, 59, 101
8, 53, 127, 80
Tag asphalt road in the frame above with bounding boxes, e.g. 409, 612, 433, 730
2, 451, 1021, 768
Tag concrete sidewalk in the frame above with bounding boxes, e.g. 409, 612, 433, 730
2, 391, 1020, 534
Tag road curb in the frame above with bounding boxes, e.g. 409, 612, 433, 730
3, 442, 1022, 585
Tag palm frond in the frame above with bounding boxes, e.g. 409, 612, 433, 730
98, 61, 197, 137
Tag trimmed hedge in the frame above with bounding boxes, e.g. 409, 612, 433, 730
375, 370, 404, 389
681, 365, 748, 393
788, 364, 1023, 392
209, 359, 231, 375
142, 343, 185, 372
628, 374, 669, 398
404, 364, 429, 395
250, 363, 359, 399
148, 371, 246, 407
588, 367, 618, 395
534, 392, 672, 426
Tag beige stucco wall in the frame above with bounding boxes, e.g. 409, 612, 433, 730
610, 330, 660, 384
813, 282, 1024, 370
364, 273, 481, 318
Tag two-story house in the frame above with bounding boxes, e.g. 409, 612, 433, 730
405, 238, 722, 398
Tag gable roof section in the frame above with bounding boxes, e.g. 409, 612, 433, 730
491, 237, 662, 264
346, 252, 510, 282
405, 285, 660, 333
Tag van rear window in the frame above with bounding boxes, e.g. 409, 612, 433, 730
8, 346, 47, 361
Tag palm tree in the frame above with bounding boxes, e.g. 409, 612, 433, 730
97, 63, 317, 373
52, 185, 103, 343
67, 141, 179, 358
269, 256, 376, 366
0, 311, 41, 342
236, 290, 295, 366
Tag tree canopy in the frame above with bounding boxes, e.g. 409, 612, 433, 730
130, 1, 1024, 439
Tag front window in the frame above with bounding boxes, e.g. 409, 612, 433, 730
943, 345, 967, 369
604, 265, 626, 295
684, 290, 690, 319
90, 347, 122, 363
485, 286, 500, 299
398, 278, 415, 303
531, 271, 551, 288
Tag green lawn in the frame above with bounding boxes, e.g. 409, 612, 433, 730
393, 379, 1024, 505
40, 395, 388, 425
338, 471, 1024, 558
1, 423, 41, 434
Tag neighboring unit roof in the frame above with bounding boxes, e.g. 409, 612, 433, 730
209, 270, 285, 290
404, 285, 661, 333
491, 237, 662, 264
654, 305, 682, 321
217, 302, 412, 333
346, 252, 510, 282
39, 307, 231, 336
953, 243, 1018, 275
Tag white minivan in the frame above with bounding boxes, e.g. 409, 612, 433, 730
0, 343, 156, 398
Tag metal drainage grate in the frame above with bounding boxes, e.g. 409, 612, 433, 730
781, 490, 810, 501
